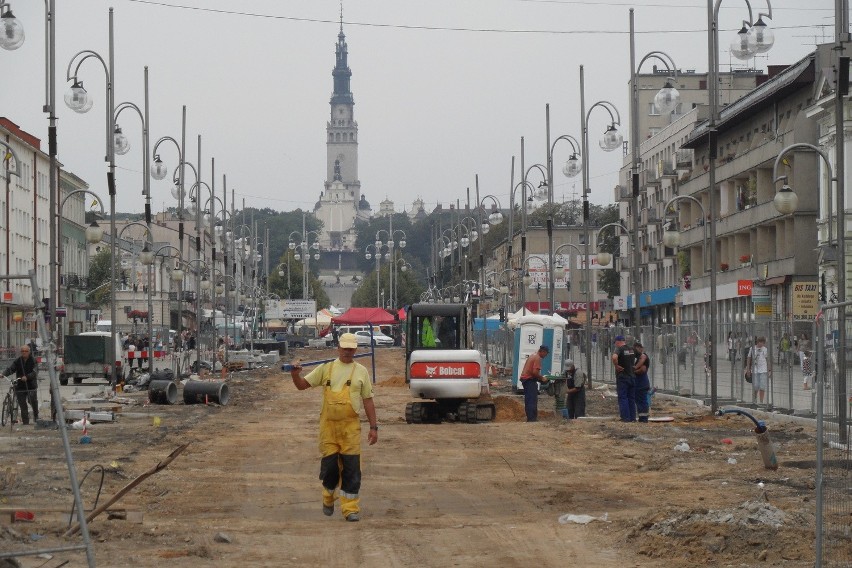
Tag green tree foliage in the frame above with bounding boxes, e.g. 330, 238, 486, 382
591, 203, 621, 299
349, 263, 424, 308
267, 250, 330, 307
87, 248, 122, 307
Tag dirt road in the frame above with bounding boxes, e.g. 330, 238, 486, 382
0, 346, 837, 567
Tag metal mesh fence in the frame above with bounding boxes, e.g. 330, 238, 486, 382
477, 319, 823, 414
814, 303, 852, 568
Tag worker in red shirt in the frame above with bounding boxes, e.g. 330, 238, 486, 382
519, 345, 550, 422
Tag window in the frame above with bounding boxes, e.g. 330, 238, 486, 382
648, 103, 660, 116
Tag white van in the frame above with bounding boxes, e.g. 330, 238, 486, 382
95, 319, 112, 334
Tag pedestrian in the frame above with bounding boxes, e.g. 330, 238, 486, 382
611, 335, 637, 422
746, 336, 772, 405
564, 359, 587, 419
727, 331, 736, 362
519, 345, 550, 422
2, 344, 39, 425
778, 332, 792, 367
331, 326, 340, 347
799, 332, 813, 390
289, 332, 378, 522
633, 342, 651, 423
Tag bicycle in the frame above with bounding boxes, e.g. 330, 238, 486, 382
1, 376, 20, 430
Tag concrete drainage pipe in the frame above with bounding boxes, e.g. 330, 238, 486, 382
183, 380, 230, 405
148, 379, 178, 405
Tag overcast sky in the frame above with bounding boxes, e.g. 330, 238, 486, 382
2, 0, 841, 216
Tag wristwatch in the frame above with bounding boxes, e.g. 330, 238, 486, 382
369, 425, 378, 431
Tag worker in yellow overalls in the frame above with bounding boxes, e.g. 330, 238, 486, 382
289, 332, 378, 522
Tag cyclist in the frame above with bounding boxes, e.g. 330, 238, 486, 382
3, 344, 39, 425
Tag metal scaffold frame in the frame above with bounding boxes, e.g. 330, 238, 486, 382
0, 270, 95, 567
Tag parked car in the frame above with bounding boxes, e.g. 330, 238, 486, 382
354, 330, 394, 347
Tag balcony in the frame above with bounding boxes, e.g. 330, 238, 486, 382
641, 208, 660, 226
615, 185, 631, 201
675, 149, 694, 169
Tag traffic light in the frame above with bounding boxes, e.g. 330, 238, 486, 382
499, 307, 505, 322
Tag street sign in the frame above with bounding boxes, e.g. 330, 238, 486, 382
282, 299, 317, 320
56, 307, 67, 318
754, 304, 773, 317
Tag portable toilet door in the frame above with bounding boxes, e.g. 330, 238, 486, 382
512, 323, 544, 391
547, 325, 564, 376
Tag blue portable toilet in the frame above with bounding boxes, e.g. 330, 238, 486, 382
511, 314, 567, 391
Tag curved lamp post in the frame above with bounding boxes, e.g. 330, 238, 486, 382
147, 244, 184, 362
704, 0, 774, 412
627, 8, 682, 349
65, 9, 120, 363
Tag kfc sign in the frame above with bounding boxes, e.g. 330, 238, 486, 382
737, 280, 753, 296
410, 362, 481, 379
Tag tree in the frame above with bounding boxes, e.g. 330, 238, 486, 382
349, 264, 424, 308
590, 203, 621, 299
267, 250, 330, 308
87, 248, 121, 307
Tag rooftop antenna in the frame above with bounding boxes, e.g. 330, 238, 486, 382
340, 1, 343, 33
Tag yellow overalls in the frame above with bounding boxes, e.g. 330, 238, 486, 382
318, 361, 363, 518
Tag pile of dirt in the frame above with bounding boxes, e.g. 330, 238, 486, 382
628, 501, 817, 564
493, 395, 526, 422
378, 375, 406, 387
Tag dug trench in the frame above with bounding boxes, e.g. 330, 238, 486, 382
0, 347, 841, 567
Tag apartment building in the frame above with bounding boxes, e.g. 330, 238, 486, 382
675, 50, 823, 328
1, 118, 89, 348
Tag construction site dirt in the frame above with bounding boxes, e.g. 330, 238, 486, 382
0, 346, 842, 567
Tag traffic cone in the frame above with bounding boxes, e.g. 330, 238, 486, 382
79, 417, 91, 444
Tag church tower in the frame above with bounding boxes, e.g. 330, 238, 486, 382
314, 14, 370, 251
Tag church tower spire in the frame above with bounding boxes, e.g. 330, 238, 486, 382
315, 10, 367, 252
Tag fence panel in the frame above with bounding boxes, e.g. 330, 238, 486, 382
814, 304, 852, 567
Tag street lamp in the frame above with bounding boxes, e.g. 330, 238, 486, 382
595, 221, 629, 269
627, 8, 682, 345
65, 8, 119, 369
0, 2, 24, 50
149, 244, 183, 356
705, 1, 774, 412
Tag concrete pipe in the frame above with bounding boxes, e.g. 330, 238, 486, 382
183, 380, 230, 406
148, 379, 178, 405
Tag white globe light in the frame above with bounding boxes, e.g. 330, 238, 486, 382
278, 270, 285, 277
64, 81, 89, 112
113, 125, 130, 155
294, 253, 301, 261
151, 156, 168, 180
365, 253, 372, 260
599, 125, 623, 152
481, 223, 490, 235
654, 82, 681, 115
596, 252, 612, 266
461, 237, 470, 248
748, 16, 774, 54
489, 211, 503, 225
399, 240, 406, 248
773, 185, 798, 215
85, 221, 104, 244
0, 11, 25, 50
384, 253, 390, 261
200, 278, 211, 290
401, 265, 408, 272
662, 229, 680, 248
313, 253, 320, 260
730, 26, 756, 60
170, 184, 184, 201
216, 284, 225, 295
562, 155, 582, 178
171, 268, 184, 282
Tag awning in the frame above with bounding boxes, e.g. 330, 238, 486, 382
763, 276, 788, 286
